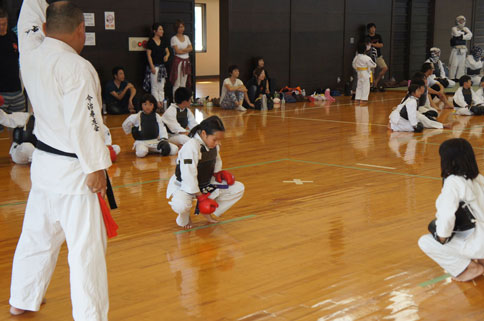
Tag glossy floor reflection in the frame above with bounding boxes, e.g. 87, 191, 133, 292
1, 91, 484, 320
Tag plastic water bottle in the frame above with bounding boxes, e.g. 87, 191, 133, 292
102, 103, 107, 115
262, 94, 267, 110
281, 95, 286, 108
163, 99, 168, 111
302, 89, 306, 97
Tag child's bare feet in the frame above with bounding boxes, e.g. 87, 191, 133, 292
453, 261, 484, 282
10, 306, 25, 315
10, 298, 46, 315
183, 217, 193, 230
202, 214, 218, 223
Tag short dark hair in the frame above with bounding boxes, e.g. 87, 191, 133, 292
0, 8, 8, 19
411, 72, 426, 82
459, 75, 471, 86
367, 23, 376, 30
439, 138, 479, 180
228, 64, 239, 75
408, 79, 425, 94
174, 19, 184, 32
112, 66, 124, 78
152, 22, 163, 33
46, 1, 84, 34
357, 41, 367, 54
174, 87, 192, 104
421, 62, 434, 73
140, 93, 157, 112
189, 115, 225, 138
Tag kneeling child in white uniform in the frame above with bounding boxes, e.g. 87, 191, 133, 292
161, 87, 197, 146
122, 93, 178, 157
453, 75, 484, 115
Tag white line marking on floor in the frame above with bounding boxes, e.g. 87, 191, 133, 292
283, 179, 314, 185
356, 163, 396, 170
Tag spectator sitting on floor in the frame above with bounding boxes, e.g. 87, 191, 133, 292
105, 66, 137, 115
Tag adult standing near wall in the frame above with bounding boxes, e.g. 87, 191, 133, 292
367, 23, 388, 92
11, 0, 112, 319
0, 8, 26, 112
170, 19, 193, 96
146, 23, 170, 110
449, 15, 472, 80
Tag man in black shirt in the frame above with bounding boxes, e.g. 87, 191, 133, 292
104, 66, 137, 114
367, 23, 388, 92
0, 9, 26, 112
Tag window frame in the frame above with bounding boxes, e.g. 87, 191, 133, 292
194, 3, 207, 53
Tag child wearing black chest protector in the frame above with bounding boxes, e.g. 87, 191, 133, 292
419, 138, 484, 282
161, 87, 197, 146
453, 75, 484, 115
166, 116, 245, 229
122, 93, 178, 157
389, 80, 426, 132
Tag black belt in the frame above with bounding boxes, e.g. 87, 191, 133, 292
36, 140, 117, 210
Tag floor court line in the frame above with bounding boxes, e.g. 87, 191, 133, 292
258, 113, 484, 136
0, 157, 442, 208
355, 163, 396, 170
418, 273, 451, 287
174, 214, 257, 234
286, 158, 441, 181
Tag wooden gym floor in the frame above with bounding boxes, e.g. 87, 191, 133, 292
1, 87, 484, 320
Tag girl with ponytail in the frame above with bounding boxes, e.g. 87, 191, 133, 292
166, 115, 245, 229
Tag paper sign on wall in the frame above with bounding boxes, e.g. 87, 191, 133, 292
104, 11, 115, 30
84, 13, 95, 27
85, 32, 96, 46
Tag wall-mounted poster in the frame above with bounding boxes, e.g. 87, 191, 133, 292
84, 13, 95, 27
104, 11, 115, 30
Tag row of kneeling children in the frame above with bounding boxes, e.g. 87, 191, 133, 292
389, 66, 484, 133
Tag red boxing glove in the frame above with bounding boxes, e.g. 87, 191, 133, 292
197, 193, 218, 214
213, 170, 235, 185
0, 95, 4, 107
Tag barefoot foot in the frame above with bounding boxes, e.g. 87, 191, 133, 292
183, 218, 193, 230
10, 306, 25, 316
453, 261, 484, 282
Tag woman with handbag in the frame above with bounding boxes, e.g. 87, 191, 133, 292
419, 138, 484, 282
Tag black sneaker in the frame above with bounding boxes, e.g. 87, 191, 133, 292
378, 86, 386, 92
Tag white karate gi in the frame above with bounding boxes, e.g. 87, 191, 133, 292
352, 54, 376, 101
449, 26, 472, 79
0, 110, 35, 164
122, 111, 178, 157
425, 59, 455, 88
475, 87, 484, 101
453, 87, 484, 115
389, 96, 429, 132
419, 175, 484, 277
12, 1, 112, 320
102, 124, 120, 156
166, 133, 244, 227
465, 55, 483, 85
161, 103, 197, 145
